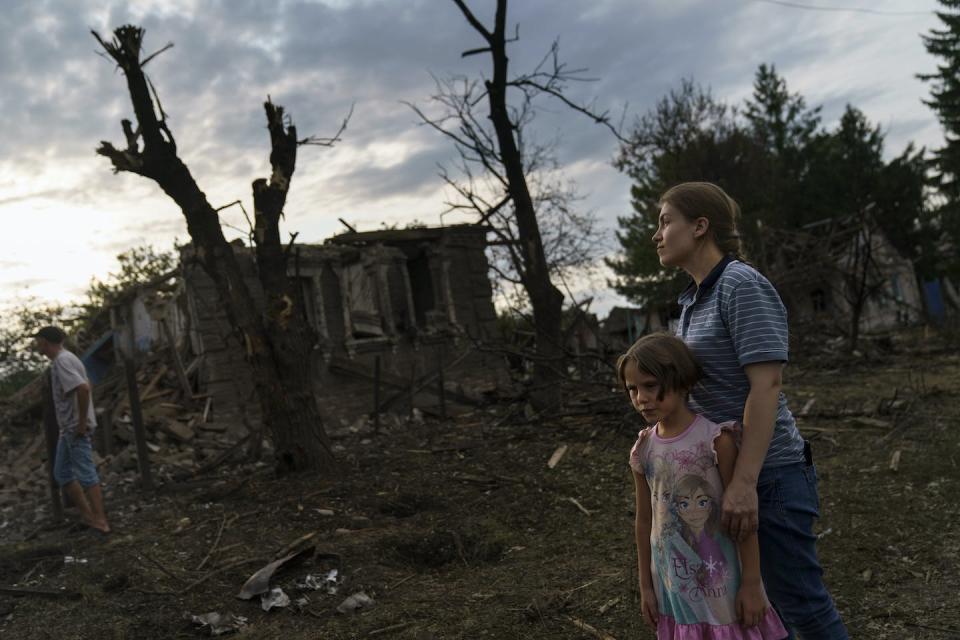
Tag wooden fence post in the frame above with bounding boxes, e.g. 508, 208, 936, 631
123, 356, 153, 490
373, 355, 381, 434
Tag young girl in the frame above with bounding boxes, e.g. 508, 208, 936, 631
620, 333, 786, 639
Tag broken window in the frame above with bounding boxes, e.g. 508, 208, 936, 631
343, 262, 383, 338
407, 253, 436, 327
298, 277, 317, 327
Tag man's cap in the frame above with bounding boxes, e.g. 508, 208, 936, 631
33, 326, 67, 343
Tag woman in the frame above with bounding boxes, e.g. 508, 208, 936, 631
651, 182, 848, 639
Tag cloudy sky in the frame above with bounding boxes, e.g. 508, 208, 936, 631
0, 0, 943, 316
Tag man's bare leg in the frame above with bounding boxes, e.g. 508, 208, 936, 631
84, 484, 110, 533
62, 481, 96, 528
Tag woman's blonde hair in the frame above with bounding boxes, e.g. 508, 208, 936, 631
660, 182, 746, 261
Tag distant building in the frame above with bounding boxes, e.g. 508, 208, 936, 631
600, 306, 673, 351
762, 215, 922, 332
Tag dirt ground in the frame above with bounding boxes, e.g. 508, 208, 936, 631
1, 328, 958, 639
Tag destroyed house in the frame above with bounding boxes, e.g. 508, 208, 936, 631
184, 224, 503, 430
762, 216, 922, 331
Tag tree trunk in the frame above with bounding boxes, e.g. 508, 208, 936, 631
250, 101, 335, 473
94, 26, 333, 474
481, 0, 565, 401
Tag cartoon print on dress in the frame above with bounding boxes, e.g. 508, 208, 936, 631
644, 455, 679, 590
667, 473, 740, 624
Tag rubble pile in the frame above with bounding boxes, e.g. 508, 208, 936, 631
0, 349, 248, 516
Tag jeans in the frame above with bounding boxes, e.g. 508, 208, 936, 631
53, 432, 100, 488
757, 447, 848, 639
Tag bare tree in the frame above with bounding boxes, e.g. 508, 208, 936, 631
408, 0, 622, 403
837, 207, 890, 352
93, 25, 344, 474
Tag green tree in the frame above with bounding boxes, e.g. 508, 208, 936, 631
808, 107, 932, 275
85, 244, 177, 310
919, 0, 960, 277
743, 63, 822, 228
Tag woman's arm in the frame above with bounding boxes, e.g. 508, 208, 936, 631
633, 470, 658, 629
721, 361, 782, 541
715, 430, 769, 628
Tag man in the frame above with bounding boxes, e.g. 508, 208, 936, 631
34, 326, 110, 534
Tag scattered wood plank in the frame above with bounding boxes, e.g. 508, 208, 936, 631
139, 364, 169, 402
567, 497, 592, 516
889, 450, 901, 472
598, 595, 622, 615
388, 573, 416, 590
202, 397, 213, 423
368, 621, 417, 637
169, 434, 250, 483
141, 388, 174, 403
0, 586, 82, 600
547, 444, 568, 469
564, 615, 617, 640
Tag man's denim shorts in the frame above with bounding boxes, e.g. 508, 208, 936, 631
53, 432, 100, 488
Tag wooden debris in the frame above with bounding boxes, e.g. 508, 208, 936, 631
202, 397, 213, 423
388, 573, 416, 590
852, 417, 892, 429
799, 397, 816, 416
567, 497, 592, 516
0, 586, 82, 600
564, 615, 617, 640
598, 595, 622, 615
138, 364, 168, 401
140, 388, 173, 403
196, 513, 238, 571
368, 621, 417, 637
547, 444, 568, 469
238, 548, 314, 600
159, 419, 195, 443
889, 450, 901, 472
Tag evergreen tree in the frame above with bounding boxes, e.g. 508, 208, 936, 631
743, 64, 822, 228
920, 0, 960, 276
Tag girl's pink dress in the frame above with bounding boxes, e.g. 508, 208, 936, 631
630, 415, 788, 640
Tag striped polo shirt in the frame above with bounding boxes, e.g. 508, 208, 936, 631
677, 257, 805, 471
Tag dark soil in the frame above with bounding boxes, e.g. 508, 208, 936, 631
1, 329, 958, 639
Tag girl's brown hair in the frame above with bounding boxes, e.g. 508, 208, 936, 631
616, 332, 703, 401
660, 182, 746, 262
